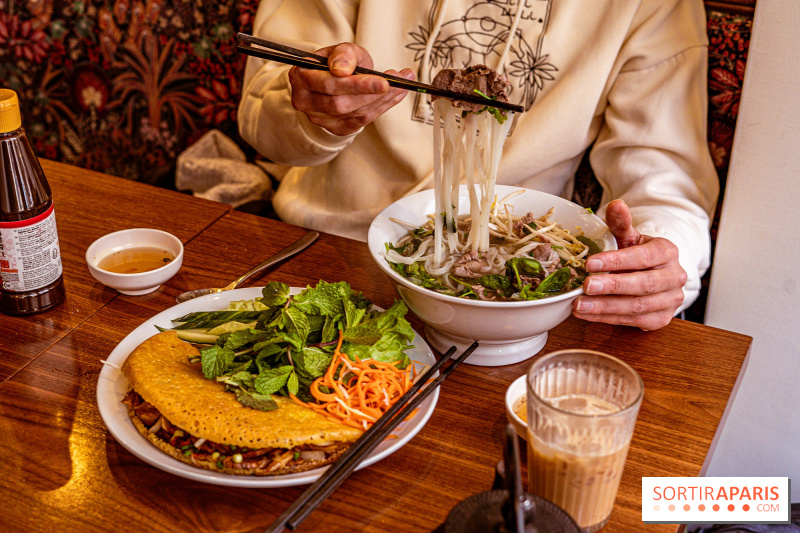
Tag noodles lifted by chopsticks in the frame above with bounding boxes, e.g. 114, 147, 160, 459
432, 97, 514, 266
383, 67, 601, 302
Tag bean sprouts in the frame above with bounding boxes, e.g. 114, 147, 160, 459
385, 98, 600, 301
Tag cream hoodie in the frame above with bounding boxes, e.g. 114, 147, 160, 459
238, 0, 719, 311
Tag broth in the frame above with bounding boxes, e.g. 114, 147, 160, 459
98, 247, 174, 274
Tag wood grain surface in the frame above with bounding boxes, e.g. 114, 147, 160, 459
0, 167, 751, 533
0, 159, 230, 382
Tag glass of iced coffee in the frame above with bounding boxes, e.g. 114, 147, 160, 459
526, 349, 643, 533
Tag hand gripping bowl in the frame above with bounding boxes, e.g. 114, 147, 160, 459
367, 185, 616, 366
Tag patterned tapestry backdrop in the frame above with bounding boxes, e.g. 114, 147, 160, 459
0, 0, 259, 187
0, 2, 750, 191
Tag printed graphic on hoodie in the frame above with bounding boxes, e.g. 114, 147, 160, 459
406, 0, 558, 124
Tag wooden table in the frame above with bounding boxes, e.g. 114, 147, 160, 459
0, 160, 230, 381
0, 160, 751, 533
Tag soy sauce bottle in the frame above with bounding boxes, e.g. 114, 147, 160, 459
0, 89, 66, 315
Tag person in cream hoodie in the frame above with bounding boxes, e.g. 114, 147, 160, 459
238, 0, 719, 331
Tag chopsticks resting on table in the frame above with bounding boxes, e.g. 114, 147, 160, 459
236, 33, 524, 114
265, 341, 480, 533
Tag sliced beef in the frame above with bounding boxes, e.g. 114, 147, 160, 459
531, 243, 560, 268
513, 212, 537, 235
432, 65, 510, 112
453, 251, 491, 278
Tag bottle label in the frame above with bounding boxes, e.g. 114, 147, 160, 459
0, 204, 63, 292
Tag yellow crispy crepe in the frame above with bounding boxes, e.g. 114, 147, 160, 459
121, 331, 362, 449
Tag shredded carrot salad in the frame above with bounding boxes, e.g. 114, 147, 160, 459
291, 331, 418, 430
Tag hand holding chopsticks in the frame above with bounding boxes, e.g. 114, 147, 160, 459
265, 341, 479, 533
236, 33, 524, 114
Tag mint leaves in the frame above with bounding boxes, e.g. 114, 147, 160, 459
236, 389, 278, 411
260, 281, 290, 306
171, 280, 415, 410
201, 346, 235, 380
255, 366, 295, 395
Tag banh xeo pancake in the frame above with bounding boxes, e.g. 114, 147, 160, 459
120, 331, 363, 476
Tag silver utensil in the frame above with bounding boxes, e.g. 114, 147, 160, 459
175, 231, 319, 303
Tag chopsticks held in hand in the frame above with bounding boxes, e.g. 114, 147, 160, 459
236, 33, 524, 114
265, 341, 479, 533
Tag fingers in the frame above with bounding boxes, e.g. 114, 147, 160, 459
294, 75, 398, 116
290, 67, 388, 98
303, 89, 406, 135
575, 266, 686, 326
576, 289, 684, 316
322, 42, 375, 75
605, 199, 640, 248
292, 68, 414, 135
573, 293, 681, 330
290, 43, 387, 97
575, 235, 688, 331
586, 237, 679, 273
583, 263, 687, 297
287, 41, 414, 135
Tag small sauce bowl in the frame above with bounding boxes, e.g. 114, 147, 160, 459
85, 228, 183, 295
505, 374, 528, 440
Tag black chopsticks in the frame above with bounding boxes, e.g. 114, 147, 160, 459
265, 341, 479, 533
236, 33, 524, 114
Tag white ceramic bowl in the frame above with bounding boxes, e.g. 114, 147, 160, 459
367, 185, 616, 366
85, 228, 184, 295
505, 374, 528, 440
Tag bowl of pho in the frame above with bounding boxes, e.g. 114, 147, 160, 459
368, 64, 614, 365
367, 185, 616, 366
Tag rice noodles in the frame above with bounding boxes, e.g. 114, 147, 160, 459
385, 190, 600, 300
432, 97, 514, 265
384, 67, 601, 301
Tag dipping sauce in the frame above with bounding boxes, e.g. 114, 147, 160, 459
97, 247, 174, 274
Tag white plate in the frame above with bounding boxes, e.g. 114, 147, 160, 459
97, 287, 439, 487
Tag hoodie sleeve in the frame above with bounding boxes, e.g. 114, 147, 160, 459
591, 2, 720, 313
238, 0, 362, 167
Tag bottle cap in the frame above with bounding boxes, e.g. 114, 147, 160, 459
0, 89, 23, 134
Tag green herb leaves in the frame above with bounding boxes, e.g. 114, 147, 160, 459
471, 89, 509, 124
255, 366, 295, 395
576, 235, 602, 256
281, 307, 310, 347
388, 260, 447, 291
519, 266, 572, 300
506, 257, 544, 287
201, 346, 235, 380
235, 389, 278, 411
171, 280, 414, 410
261, 281, 290, 306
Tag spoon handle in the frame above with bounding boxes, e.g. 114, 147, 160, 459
228, 231, 320, 290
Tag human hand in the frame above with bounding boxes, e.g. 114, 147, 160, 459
572, 199, 687, 330
288, 42, 415, 136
